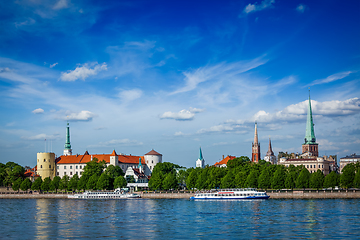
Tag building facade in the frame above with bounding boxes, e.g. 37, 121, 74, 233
279, 157, 331, 175
196, 147, 205, 168
264, 138, 276, 164
214, 155, 236, 168
252, 122, 261, 162
339, 153, 360, 173
36, 152, 56, 180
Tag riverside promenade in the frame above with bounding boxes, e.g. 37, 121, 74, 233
1, 189, 360, 199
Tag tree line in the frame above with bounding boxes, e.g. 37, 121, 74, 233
0, 158, 128, 192
2, 157, 360, 192
149, 157, 360, 191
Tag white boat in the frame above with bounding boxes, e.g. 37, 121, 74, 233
190, 188, 269, 200
68, 188, 141, 199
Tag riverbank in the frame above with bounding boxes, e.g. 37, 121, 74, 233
1, 190, 360, 199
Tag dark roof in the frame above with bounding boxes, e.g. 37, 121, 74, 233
145, 149, 162, 156
340, 154, 360, 159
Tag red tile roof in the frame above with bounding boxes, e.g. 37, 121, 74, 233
145, 149, 162, 156
214, 156, 236, 166
56, 151, 145, 165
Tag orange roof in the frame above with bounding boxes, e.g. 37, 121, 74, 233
214, 156, 236, 166
56, 151, 145, 165
145, 149, 162, 156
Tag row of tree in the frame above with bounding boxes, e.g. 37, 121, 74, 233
149, 157, 360, 190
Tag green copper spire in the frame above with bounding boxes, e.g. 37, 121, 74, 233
304, 90, 316, 144
65, 122, 71, 149
199, 147, 203, 160
138, 157, 142, 167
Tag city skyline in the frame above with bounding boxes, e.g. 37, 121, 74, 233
0, 0, 359, 167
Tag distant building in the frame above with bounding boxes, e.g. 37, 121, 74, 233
36, 123, 162, 180
196, 147, 205, 168
340, 153, 360, 173
252, 122, 260, 162
264, 138, 276, 164
125, 157, 149, 183
279, 157, 332, 175
301, 91, 318, 157
214, 155, 236, 168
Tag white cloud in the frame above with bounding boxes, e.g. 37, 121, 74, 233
50, 62, 58, 68
60, 62, 107, 81
296, 4, 306, 13
118, 89, 143, 102
160, 107, 205, 121
243, 0, 275, 14
307, 71, 354, 87
174, 131, 185, 136
53, 0, 68, 10
60, 110, 97, 121
15, 18, 36, 28
32, 108, 44, 114
21, 133, 60, 140
0, 67, 11, 73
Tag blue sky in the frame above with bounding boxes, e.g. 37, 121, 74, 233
0, 0, 359, 168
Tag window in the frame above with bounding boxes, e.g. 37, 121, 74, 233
80, 172, 82, 175
322, 165, 323, 168
57, 172, 59, 176
44, 159, 46, 162
314, 165, 316, 168
70, 166, 72, 169
64, 172, 67, 175
57, 166, 59, 169
40, 165, 42, 168
80, 166, 82, 169
49, 165, 51, 169
70, 172, 72, 175
76, 166, 78, 169
64, 166, 66, 169
76, 172, 78, 175
307, 165, 309, 168
319, 165, 320, 168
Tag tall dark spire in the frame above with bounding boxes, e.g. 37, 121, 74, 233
65, 122, 71, 149
304, 90, 316, 144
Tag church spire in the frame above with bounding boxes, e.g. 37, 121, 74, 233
304, 90, 316, 144
199, 147, 203, 160
254, 121, 258, 145
266, 138, 274, 156
252, 122, 260, 162
63, 122, 72, 156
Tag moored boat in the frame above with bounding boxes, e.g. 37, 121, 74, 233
190, 188, 269, 200
68, 188, 141, 199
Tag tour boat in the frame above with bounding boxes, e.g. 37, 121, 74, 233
190, 188, 269, 200
68, 188, 141, 199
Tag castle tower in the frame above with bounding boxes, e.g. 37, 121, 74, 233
144, 149, 162, 175
63, 122, 72, 156
196, 147, 205, 168
37, 152, 56, 180
264, 138, 276, 164
302, 90, 318, 157
252, 122, 261, 162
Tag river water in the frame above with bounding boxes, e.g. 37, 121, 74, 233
0, 198, 359, 239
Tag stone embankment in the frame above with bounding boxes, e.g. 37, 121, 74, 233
1, 189, 360, 199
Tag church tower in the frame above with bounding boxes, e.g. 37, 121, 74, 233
252, 122, 261, 162
63, 122, 72, 156
196, 147, 205, 168
302, 90, 318, 157
264, 138, 276, 164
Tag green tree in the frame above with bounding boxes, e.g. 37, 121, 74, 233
162, 172, 177, 190
82, 158, 106, 181
207, 167, 227, 189
309, 170, 324, 189
196, 168, 209, 190
114, 175, 127, 189
258, 167, 271, 190
104, 165, 124, 178
31, 177, 43, 191
245, 170, 259, 188
296, 168, 310, 189
271, 167, 286, 190
68, 174, 79, 191
353, 170, 360, 188
148, 172, 164, 190
12, 177, 22, 191
86, 174, 99, 190
97, 173, 111, 190
221, 170, 234, 189
10, 165, 25, 184
323, 171, 340, 188
235, 171, 247, 188
176, 169, 188, 189
49, 176, 61, 192
126, 175, 135, 183
59, 175, 69, 192
20, 178, 32, 191
340, 164, 355, 189
77, 176, 87, 191
185, 168, 198, 190
41, 177, 51, 192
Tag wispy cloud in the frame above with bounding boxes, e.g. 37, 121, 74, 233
32, 108, 44, 114
57, 110, 97, 121
170, 56, 268, 95
50, 62, 58, 68
160, 107, 205, 121
307, 71, 354, 87
53, 0, 69, 10
118, 89, 143, 103
89, 139, 143, 148
296, 4, 307, 13
243, 0, 275, 15
21, 133, 60, 140
60, 62, 107, 81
